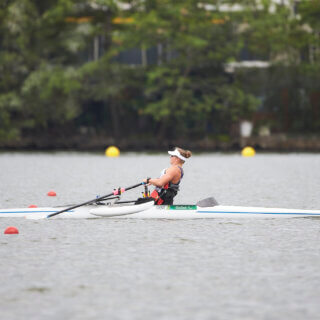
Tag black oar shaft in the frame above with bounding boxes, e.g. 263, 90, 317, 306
47, 182, 143, 218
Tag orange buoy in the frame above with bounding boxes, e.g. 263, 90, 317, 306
28, 204, 38, 208
47, 191, 57, 197
4, 226, 19, 234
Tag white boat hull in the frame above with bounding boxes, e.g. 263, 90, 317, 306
90, 200, 154, 217
1, 204, 320, 219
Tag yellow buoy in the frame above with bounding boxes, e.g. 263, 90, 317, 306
105, 146, 120, 157
241, 146, 256, 157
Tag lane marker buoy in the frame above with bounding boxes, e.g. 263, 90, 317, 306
28, 204, 38, 208
105, 146, 120, 157
241, 146, 256, 157
47, 191, 57, 196
4, 226, 19, 234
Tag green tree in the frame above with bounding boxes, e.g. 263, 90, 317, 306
116, 0, 259, 140
0, 0, 88, 140
1, 0, 319, 147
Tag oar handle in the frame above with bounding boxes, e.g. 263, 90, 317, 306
47, 182, 143, 218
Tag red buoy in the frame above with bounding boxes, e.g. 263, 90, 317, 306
47, 191, 57, 197
28, 204, 38, 208
4, 226, 19, 234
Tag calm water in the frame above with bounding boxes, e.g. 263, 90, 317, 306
0, 152, 320, 320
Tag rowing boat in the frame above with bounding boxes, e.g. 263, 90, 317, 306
1, 197, 320, 219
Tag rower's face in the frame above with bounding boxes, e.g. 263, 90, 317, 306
170, 156, 178, 165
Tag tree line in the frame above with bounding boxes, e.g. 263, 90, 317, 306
0, 0, 319, 149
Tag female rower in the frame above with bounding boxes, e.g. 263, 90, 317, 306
144, 147, 192, 205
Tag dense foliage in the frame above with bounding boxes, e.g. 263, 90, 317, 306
0, 0, 319, 147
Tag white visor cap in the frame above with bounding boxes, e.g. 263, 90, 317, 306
168, 148, 187, 162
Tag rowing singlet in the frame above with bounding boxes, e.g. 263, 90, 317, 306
151, 167, 184, 205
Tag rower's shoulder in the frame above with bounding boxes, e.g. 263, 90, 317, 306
166, 165, 182, 174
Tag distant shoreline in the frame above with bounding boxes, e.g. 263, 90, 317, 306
1, 133, 320, 152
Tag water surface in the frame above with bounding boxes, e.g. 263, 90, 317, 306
0, 152, 320, 320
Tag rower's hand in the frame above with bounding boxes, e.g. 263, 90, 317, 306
143, 178, 151, 185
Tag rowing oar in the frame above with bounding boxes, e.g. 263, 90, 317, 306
46, 182, 143, 219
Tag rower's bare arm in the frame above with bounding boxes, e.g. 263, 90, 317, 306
149, 167, 177, 187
